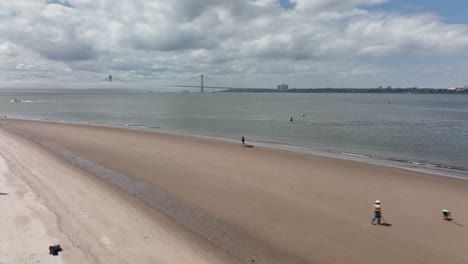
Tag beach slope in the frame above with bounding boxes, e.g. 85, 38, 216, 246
0, 119, 467, 264
0, 122, 241, 264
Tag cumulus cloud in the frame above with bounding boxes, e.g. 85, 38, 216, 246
0, 42, 19, 57
0, 0, 468, 88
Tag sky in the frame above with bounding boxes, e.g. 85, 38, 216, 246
1, 0, 468, 89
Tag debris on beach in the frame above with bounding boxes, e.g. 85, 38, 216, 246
49, 245, 62, 256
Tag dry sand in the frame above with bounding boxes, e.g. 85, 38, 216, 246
0, 118, 467, 263
0, 122, 240, 264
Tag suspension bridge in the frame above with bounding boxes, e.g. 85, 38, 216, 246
100, 74, 233, 92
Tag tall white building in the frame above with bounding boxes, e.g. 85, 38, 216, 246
277, 84, 289, 91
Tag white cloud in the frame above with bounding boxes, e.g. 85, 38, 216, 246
0, 0, 468, 88
0, 42, 19, 57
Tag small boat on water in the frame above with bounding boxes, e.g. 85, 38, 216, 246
10, 98, 22, 103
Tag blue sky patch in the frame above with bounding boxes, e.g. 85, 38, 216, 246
278, 0, 295, 10
47, 0, 73, 8
368, 0, 468, 24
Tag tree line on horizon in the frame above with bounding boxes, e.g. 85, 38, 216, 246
222, 87, 468, 94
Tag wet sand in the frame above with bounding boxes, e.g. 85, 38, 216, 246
0, 118, 467, 263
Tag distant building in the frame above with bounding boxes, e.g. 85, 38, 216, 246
447, 87, 464, 92
386, 86, 392, 89
277, 84, 289, 91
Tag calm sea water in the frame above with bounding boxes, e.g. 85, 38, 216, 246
1, 90, 467, 178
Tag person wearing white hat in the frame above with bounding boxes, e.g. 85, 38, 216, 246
371, 200, 382, 225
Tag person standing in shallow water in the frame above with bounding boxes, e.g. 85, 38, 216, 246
241, 136, 245, 145
371, 200, 382, 225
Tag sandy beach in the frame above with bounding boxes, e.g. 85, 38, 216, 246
0, 120, 240, 264
0, 118, 467, 263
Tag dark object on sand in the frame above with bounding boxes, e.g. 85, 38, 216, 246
244, 144, 254, 148
49, 245, 62, 256
241, 136, 245, 145
442, 209, 451, 220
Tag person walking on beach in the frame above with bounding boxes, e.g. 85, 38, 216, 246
442, 209, 451, 220
371, 200, 382, 225
241, 136, 245, 145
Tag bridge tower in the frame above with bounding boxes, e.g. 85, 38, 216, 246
201, 74, 204, 92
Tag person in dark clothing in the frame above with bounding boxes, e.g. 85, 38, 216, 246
442, 209, 451, 220
371, 200, 382, 225
241, 136, 245, 145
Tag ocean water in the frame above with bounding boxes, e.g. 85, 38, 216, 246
0, 90, 467, 179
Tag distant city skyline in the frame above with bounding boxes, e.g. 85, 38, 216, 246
1, 0, 468, 89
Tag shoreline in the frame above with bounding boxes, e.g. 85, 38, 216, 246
4, 115, 467, 181
1, 118, 467, 263
0, 120, 242, 264
0, 118, 305, 263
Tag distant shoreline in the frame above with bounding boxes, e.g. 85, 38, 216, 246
1, 88, 467, 94
222, 88, 468, 94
